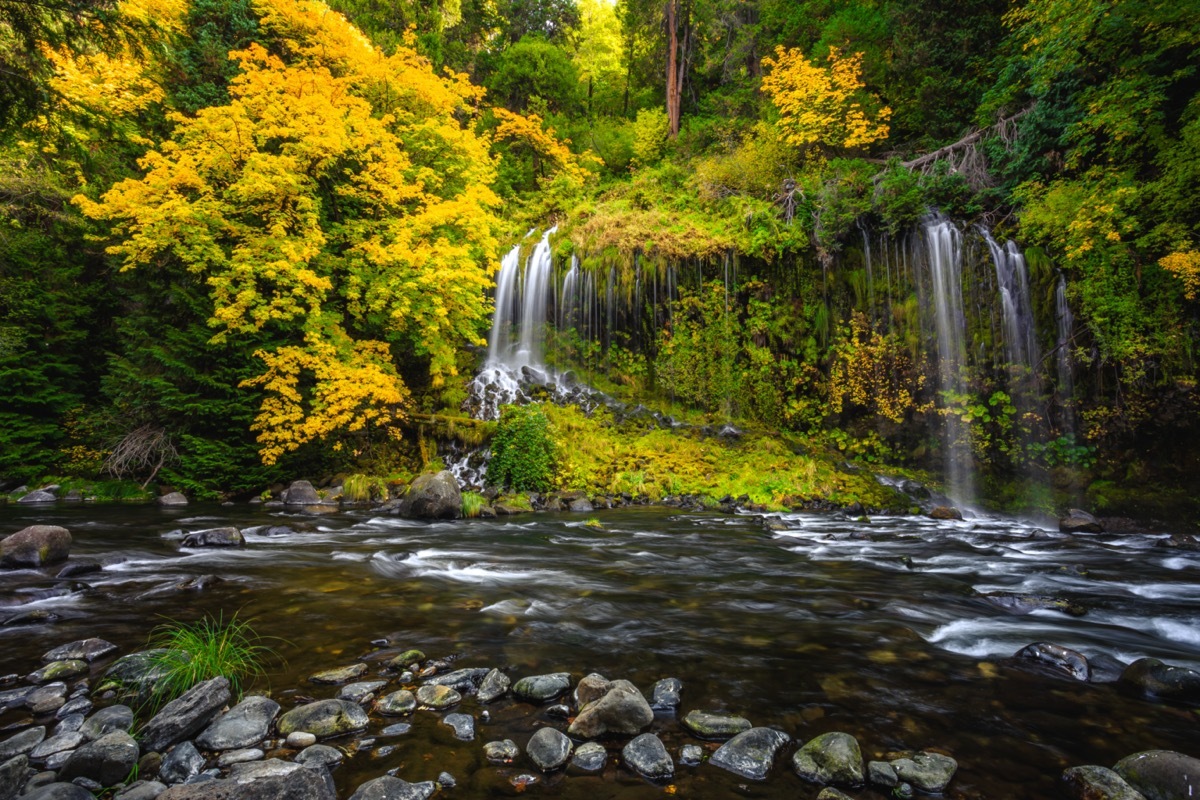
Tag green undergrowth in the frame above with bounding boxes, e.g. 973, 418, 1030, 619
543, 404, 906, 511
4, 476, 153, 502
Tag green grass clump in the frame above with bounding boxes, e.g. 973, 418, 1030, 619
143, 613, 273, 711
461, 491, 486, 518
343, 473, 387, 502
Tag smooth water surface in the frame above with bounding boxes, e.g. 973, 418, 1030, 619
1, 504, 1197, 798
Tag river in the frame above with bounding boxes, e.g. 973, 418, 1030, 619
1, 503, 1197, 798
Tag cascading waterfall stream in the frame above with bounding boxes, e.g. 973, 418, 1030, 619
1055, 273, 1076, 436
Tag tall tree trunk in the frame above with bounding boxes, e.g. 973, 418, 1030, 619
665, 0, 680, 137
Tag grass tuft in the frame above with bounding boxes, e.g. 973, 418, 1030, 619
461, 491, 486, 518
343, 474, 387, 502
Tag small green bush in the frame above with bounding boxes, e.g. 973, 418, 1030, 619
461, 491, 486, 518
343, 473, 387, 502
486, 404, 555, 492
142, 613, 273, 712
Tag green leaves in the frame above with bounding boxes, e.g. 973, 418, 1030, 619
486, 403, 556, 492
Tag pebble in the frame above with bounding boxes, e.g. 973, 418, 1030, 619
217, 748, 264, 767
380, 724, 412, 737
680, 744, 704, 766
484, 739, 519, 764
286, 732, 317, 748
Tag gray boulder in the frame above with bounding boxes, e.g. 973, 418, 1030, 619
180, 528, 244, 548
0, 754, 29, 800
441, 714, 474, 741
277, 700, 369, 740
282, 481, 322, 506
622, 733, 673, 781
567, 679, 653, 738
1060, 508, 1104, 533
114, 780, 168, 800
681, 710, 752, 740
375, 690, 416, 716
29, 731, 85, 760
1, 526, 71, 568
28, 661, 88, 684
571, 742, 606, 772
60, 730, 139, 785
868, 760, 899, 788
793, 732, 865, 787
513, 673, 571, 703
159, 741, 204, 785
1063, 765, 1147, 800
138, 677, 231, 753
43, 638, 117, 664
16, 491, 57, 505
891, 752, 957, 793
19, 785, 96, 800
0, 727, 44, 760
710, 727, 791, 781
82, 706, 134, 740
158, 759, 335, 800
294, 745, 342, 770
423, 668, 489, 693
336, 682, 386, 704
527, 727, 572, 771
395, 471, 462, 520
197, 696, 279, 750
1114, 750, 1200, 800
650, 678, 682, 710
1119, 659, 1200, 704
158, 493, 188, 507
347, 776, 435, 800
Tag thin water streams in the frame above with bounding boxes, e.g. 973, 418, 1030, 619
2, 504, 1197, 798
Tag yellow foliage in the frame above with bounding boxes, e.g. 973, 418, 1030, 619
78, 0, 502, 463
761, 46, 891, 150
491, 107, 596, 187
828, 313, 925, 423
1160, 250, 1200, 301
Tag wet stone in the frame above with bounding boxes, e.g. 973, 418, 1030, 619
159, 741, 204, 785
30, 732, 85, 760
440, 714, 474, 741
375, 691, 416, 716
295, 744, 343, 770
816, 789, 855, 800
570, 742, 606, 772
56, 714, 85, 735
287, 732, 318, 748
424, 668, 488, 693
1015, 642, 1091, 681
546, 704, 570, 718
679, 745, 704, 767
180, 528, 244, 548
1062, 765, 1147, 800
28, 662, 88, 685
0, 727, 45, 760
891, 752, 957, 793
1114, 750, 1200, 800
216, 748, 263, 768
622, 733, 673, 781
414, 685, 460, 710
348, 775, 436, 800
380, 724, 411, 737
385, 651, 424, 671
436, 772, 455, 789
527, 727, 572, 771
113, 780, 168, 800
1119, 659, 1200, 704
61, 730, 139, 786
56, 698, 91, 719
138, 676, 231, 753
82, 706, 134, 740
650, 678, 682, 710
484, 740, 519, 764
476, 669, 510, 704
196, 695, 279, 751
308, 664, 368, 685
277, 700, 370, 740
0, 755, 29, 800
26, 684, 68, 715
868, 760, 899, 788
513, 673, 571, 704
681, 710, 752, 740
337, 682, 387, 705
894, 782, 915, 799
568, 679, 653, 738
793, 732, 865, 787
710, 727, 791, 781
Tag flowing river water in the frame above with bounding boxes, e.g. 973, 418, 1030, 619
1, 503, 1197, 798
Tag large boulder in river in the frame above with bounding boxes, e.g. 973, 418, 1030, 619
395, 471, 462, 520
1, 526, 71, 568
1060, 508, 1104, 533
282, 481, 322, 506
928, 506, 963, 521
158, 492, 188, 506
793, 732, 865, 787
1114, 750, 1200, 800
17, 490, 57, 504
180, 527, 244, 548
567, 679, 653, 738
1118, 658, 1200, 704
1062, 765, 1147, 800
710, 727, 792, 781
138, 676, 231, 752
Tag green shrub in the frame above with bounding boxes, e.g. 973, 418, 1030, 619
461, 491, 486, 518
142, 613, 272, 712
343, 473, 386, 502
486, 404, 555, 492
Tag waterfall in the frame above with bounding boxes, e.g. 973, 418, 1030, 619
984, 232, 1038, 371
924, 217, 976, 508
1055, 273, 1076, 435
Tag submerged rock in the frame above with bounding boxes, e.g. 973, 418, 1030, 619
570, 742, 606, 772
441, 713, 474, 741
180, 528, 244, 548
294, 745, 342, 770
337, 682, 386, 705
1015, 642, 1091, 681
681, 710, 752, 740
277, 700, 369, 740
891, 752, 957, 793
984, 593, 1086, 617
622, 733, 673, 781
1114, 750, 1200, 800
309, 664, 368, 685
793, 732, 865, 787
375, 690, 416, 716
415, 685, 460, 710
650, 678, 682, 710
424, 667, 489, 693
513, 673, 571, 703
527, 727, 572, 771
483, 739, 519, 764
0, 526, 71, 568
1119, 658, 1200, 704
477, 669, 510, 704
710, 727, 791, 780
1062, 765, 1147, 800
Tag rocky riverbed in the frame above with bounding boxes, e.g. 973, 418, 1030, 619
1, 502, 1198, 798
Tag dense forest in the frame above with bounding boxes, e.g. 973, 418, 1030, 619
1, 0, 1198, 514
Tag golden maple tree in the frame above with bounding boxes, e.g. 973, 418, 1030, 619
761, 45, 891, 150
78, 0, 502, 464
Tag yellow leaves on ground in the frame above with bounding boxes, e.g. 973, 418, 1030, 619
1160, 250, 1200, 301
78, 0, 502, 463
761, 46, 891, 151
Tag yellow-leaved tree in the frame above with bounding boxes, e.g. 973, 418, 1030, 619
761, 46, 891, 151
78, 0, 502, 464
